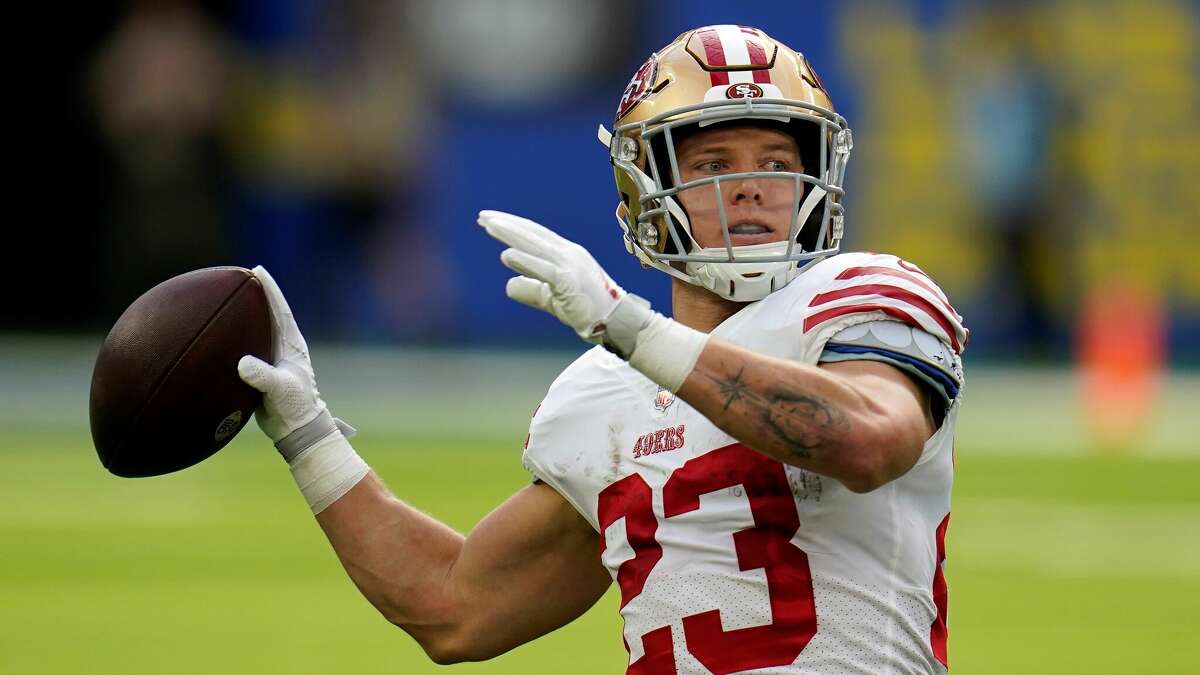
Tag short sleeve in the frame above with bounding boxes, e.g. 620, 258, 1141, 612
802, 254, 968, 357
818, 320, 963, 424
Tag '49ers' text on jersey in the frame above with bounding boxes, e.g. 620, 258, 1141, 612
523, 252, 966, 675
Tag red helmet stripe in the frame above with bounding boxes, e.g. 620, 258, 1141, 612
745, 38, 772, 84
698, 29, 730, 86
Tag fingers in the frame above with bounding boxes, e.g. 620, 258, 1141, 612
506, 276, 552, 311
478, 210, 567, 253
238, 355, 280, 394
250, 265, 309, 360
479, 210, 553, 236
500, 248, 559, 284
250, 265, 293, 321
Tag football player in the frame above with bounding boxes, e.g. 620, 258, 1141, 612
239, 25, 966, 674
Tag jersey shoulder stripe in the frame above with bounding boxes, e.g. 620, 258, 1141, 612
808, 284, 962, 353
802, 254, 968, 354
834, 264, 959, 318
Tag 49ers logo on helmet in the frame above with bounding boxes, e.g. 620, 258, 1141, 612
725, 82, 764, 99
616, 56, 658, 121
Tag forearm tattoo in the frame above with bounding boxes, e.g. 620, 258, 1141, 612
717, 366, 751, 410
706, 366, 850, 460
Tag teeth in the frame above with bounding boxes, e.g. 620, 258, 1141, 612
730, 224, 769, 234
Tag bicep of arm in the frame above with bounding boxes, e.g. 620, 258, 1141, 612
818, 359, 935, 485
315, 475, 609, 664
441, 480, 611, 661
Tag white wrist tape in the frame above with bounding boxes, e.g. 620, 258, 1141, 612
627, 312, 709, 392
288, 431, 370, 514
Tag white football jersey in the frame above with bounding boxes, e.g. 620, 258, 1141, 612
524, 252, 966, 675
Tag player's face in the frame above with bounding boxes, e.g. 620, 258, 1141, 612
674, 125, 803, 249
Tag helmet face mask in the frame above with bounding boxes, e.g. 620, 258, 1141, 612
605, 26, 853, 302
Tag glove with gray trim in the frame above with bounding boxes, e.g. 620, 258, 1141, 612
237, 266, 354, 462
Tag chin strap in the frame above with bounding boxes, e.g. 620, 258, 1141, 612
797, 185, 827, 229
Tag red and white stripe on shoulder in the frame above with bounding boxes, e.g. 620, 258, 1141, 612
804, 255, 969, 353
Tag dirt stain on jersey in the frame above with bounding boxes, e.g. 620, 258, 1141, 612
789, 468, 824, 502
606, 418, 625, 483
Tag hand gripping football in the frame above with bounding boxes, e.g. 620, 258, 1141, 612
90, 267, 272, 477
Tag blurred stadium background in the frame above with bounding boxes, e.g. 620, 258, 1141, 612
4, 0, 1198, 673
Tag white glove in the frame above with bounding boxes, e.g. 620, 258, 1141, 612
477, 209, 653, 356
237, 266, 353, 461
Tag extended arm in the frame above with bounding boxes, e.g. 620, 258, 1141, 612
236, 266, 610, 664
316, 475, 610, 663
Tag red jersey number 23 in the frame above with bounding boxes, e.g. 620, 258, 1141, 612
598, 444, 817, 675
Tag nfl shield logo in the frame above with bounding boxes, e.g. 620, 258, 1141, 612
653, 386, 676, 412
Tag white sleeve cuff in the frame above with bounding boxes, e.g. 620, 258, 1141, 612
627, 313, 709, 392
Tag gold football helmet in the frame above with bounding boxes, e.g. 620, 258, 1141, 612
600, 25, 852, 301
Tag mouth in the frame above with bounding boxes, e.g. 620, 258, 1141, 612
724, 220, 778, 245
729, 222, 772, 235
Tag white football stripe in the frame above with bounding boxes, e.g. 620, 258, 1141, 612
844, 255, 955, 305
715, 24, 754, 84
810, 293, 957, 346
822, 273, 961, 322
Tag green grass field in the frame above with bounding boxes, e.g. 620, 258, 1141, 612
3, 426, 1199, 675
2, 340, 1197, 674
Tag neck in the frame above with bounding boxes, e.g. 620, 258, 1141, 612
669, 278, 747, 333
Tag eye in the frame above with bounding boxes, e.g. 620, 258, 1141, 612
763, 159, 792, 172
697, 160, 725, 173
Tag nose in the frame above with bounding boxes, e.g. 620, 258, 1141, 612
726, 176, 764, 205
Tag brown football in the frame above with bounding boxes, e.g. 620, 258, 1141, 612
90, 267, 272, 477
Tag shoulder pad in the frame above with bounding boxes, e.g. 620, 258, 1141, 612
820, 320, 963, 406
803, 253, 968, 354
